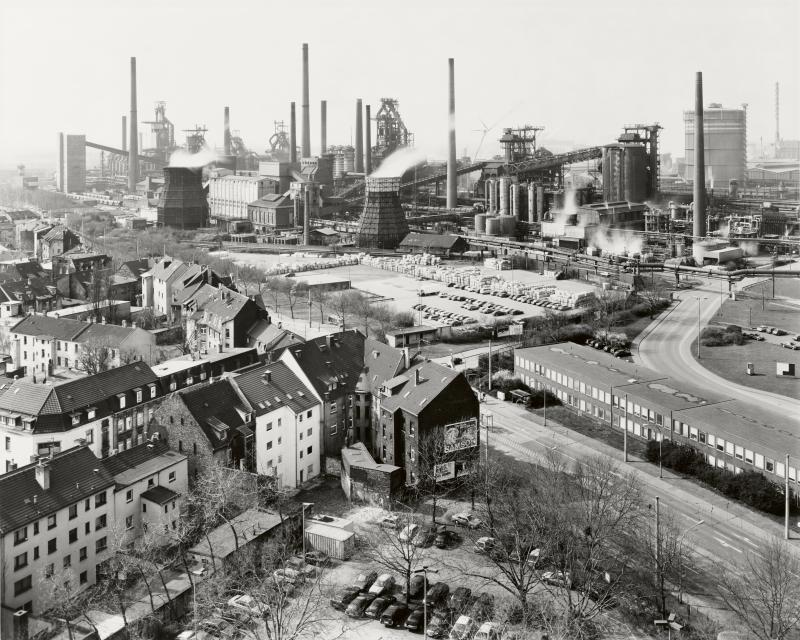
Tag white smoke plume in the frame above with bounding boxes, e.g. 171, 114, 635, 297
168, 146, 218, 168
370, 146, 427, 178
589, 227, 644, 256
552, 185, 578, 226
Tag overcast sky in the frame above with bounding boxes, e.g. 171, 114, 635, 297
1, 0, 797, 170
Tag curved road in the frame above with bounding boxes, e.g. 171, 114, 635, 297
635, 276, 800, 418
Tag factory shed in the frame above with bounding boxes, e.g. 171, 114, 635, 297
398, 232, 468, 257
304, 515, 356, 560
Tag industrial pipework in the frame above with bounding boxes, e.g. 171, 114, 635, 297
446, 58, 457, 209
693, 71, 706, 239
129, 56, 139, 192
355, 99, 364, 173
302, 43, 311, 158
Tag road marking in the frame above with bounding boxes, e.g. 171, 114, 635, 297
729, 534, 760, 550
713, 536, 742, 554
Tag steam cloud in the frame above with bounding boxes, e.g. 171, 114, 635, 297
168, 147, 218, 168
370, 146, 427, 178
589, 228, 643, 256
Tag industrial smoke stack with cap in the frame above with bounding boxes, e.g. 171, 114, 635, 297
355, 99, 364, 173
693, 71, 706, 240
320, 100, 327, 154
122, 116, 127, 152
128, 56, 138, 192
302, 43, 311, 158
447, 57, 457, 209
290, 102, 297, 164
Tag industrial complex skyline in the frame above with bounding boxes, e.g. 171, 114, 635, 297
1, 0, 798, 169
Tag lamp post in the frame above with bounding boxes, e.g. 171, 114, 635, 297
676, 518, 705, 604
301, 502, 314, 558
414, 565, 438, 638
695, 297, 708, 359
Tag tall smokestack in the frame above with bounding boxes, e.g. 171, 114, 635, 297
290, 102, 297, 164
122, 116, 127, 152
224, 106, 231, 156
365, 104, 372, 175
320, 100, 327, 154
128, 57, 138, 192
355, 99, 364, 173
58, 132, 64, 192
446, 58, 457, 209
693, 71, 706, 239
302, 43, 311, 158
775, 81, 780, 148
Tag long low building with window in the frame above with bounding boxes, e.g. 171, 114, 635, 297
514, 342, 800, 488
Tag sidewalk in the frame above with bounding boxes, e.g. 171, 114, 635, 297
480, 394, 796, 546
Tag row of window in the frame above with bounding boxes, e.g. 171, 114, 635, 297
13, 491, 108, 546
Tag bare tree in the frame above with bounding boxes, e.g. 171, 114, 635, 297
308, 287, 328, 326
77, 337, 114, 374
263, 276, 287, 314
285, 280, 310, 320
716, 536, 800, 640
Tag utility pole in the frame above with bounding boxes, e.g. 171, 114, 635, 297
786, 453, 791, 540
487, 340, 492, 392
655, 496, 661, 615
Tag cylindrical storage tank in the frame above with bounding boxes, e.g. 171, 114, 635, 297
343, 146, 355, 173
487, 179, 496, 213
474, 214, 488, 234
332, 148, 345, 179
485, 216, 501, 236
622, 144, 649, 203
527, 183, 536, 223
510, 183, 520, 219
536, 185, 545, 222
499, 215, 517, 236
498, 177, 510, 215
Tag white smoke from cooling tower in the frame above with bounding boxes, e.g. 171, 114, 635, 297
168, 147, 218, 168
369, 146, 426, 178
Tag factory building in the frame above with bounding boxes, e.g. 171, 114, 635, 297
684, 103, 747, 186
247, 194, 294, 234
208, 175, 275, 226
514, 343, 799, 490
258, 161, 293, 193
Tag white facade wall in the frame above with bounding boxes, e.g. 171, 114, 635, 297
0, 486, 113, 614
255, 403, 320, 488
209, 176, 272, 221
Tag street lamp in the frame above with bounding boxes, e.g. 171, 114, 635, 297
301, 502, 314, 558
694, 297, 708, 359
414, 565, 438, 638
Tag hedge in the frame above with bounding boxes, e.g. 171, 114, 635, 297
646, 440, 786, 515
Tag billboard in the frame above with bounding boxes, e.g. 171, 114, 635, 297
443, 418, 478, 453
434, 461, 456, 481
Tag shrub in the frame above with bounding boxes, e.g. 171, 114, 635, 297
526, 389, 560, 409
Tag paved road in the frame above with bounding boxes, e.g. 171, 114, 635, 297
634, 274, 800, 418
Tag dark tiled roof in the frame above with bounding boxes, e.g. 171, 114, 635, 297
193, 288, 252, 324
141, 485, 179, 505
10, 315, 88, 341
0, 277, 55, 301
0, 446, 115, 533
49, 362, 158, 414
75, 322, 141, 344
180, 380, 249, 448
0, 260, 46, 281
0, 382, 57, 416
380, 360, 461, 415
284, 330, 365, 399
233, 361, 317, 416
120, 259, 150, 277
100, 440, 172, 477
361, 338, 406, 395
246, 320, 304, 353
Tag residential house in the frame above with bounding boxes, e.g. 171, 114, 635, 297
0, 446, 115, 615
52, 250, 114, 301
372, 360, 480, 486
246, 320, 304, 358
8, 315, 156, 375
142, 257, 191, 319
101, 440, 188, 548
112, 259, 150, 305
231, 362, 320, 488
359, 338, 409, 450
148, 379, 255, 478
0, 361, 163, 472
151, 347, 259, 394
0, 278, 60, 327
185, 287, 267, 354
0, 260, 48, 282
35, 226, 81, 261
279, 330, 369, 465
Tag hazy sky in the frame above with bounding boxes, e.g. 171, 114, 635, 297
1, 0, 797, 170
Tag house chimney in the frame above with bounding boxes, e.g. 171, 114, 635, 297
402, 347, 411, 370
262, 369, 272, 383
414, 368, 421, 385
35, 461, 50, 490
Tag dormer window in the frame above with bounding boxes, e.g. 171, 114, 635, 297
149, 384, 156, 399
186, 376, 194, 385
71, 413, 81, 426
135, 388, 143, 403
87, 408, 96, 420
117, 394, 126, 409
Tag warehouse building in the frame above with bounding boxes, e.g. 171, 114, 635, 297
514, 343, 800, 488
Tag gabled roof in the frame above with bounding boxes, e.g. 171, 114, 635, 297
119, 259, 150, 277
10, 314, 89, 341
248, 193, 292, 208
100, 440, 184, 486
180, 380, 250, 449
399, 232, 466, 250
0, 277, 54, 303
360, 337, 406, 395
283, 330, 366, 398
246, 320, 304, 353
0, 446, 115, 534
75, 321, 142, 345
232, 361, 317, 416
151, 258, 189, 284
192, 288, 252, 325
380, 360, 462, 416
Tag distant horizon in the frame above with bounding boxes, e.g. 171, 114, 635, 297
1, 0, 797, 171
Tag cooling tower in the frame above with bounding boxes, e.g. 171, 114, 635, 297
355, 176, 409, 249
157, 167, 209, 230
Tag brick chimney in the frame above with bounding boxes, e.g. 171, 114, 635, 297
35, 460, 50, 490
414, 368, 421, 385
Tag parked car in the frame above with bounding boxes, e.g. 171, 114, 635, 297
405, 606, 433, 632
448, 586, 472, 612
380, 514, 400, 529
273, 568, 303, 585
346, 593, 377, 618
351, 570, 379, 591
414, 525, 436, 548
426, 611, 456, 638
409, 573, 427, 599
227, 594, 265, 617
509, 547, 541, 567
449, 615, 478, 640
198, 617, 236, 639
365, 594, 396, 619
435, 526, 457, 549
330, 586, 360, 611
423, 581, 451, 608
381, 604, 410, 628
469, 593, 495, 622
451, 512, 482, 529
542, 570, 573, 588
286, 556, 316, 578
474, 622, 501, 640
399, 523, 420, 543
369, 573, 396, 596
303, 550, 330, 566
473, 536, 496, 554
